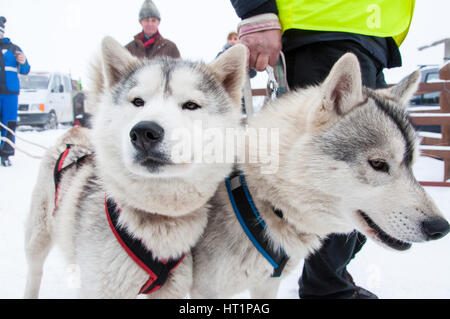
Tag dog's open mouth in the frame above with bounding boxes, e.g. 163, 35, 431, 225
358, 210, 412, 251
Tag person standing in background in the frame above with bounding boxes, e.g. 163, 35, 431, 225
126, 0, 180, 59
216, 31, 241, 57
0, 16, 31, 167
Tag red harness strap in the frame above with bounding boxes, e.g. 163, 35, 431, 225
105, 196, 185, 295
53, 145, 71, 215
53, 144, 89, 215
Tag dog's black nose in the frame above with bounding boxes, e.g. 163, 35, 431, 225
422, 218, 450, 241
130, 121, 164, 151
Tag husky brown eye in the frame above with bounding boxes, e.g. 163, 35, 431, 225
132, 98, 145, 107
182, 101, 201, 111
369, 159, 389, 173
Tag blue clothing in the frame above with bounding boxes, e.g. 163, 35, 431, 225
0, 94, 18, 157
0, 37, 30, 158
1, 38, 30, 94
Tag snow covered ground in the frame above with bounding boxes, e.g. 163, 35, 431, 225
0, 127, 449, 299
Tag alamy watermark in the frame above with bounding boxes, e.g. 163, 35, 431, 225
366, 4, 381, 29
169, 120, 280, 174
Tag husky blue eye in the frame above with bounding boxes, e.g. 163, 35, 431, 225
182, 101, 201, 111
132, 98, 145, 107
369, 159, 389, 173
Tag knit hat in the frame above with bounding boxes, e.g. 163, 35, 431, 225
0, 17, 6, 36
139, 0, 161, 21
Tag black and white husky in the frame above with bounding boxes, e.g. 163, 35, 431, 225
191, 53, 450, 298
24, 37, 247, 298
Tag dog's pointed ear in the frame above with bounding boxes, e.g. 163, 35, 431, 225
207, 44, 247, 106
101, 36, 139, 87
320, 53, 364, 117
380, 71, 421, 107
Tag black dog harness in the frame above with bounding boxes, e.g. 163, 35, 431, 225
53, 145, 184, 295
53, 144, 90, 214
105, 197, 185, 294
225, 172, 289, 277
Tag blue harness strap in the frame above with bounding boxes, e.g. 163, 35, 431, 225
225, 172, 289, 277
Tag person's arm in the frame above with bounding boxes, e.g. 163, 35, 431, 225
230, 0, 277, 19
13, 45, 30, 75
230, 0, 282, 71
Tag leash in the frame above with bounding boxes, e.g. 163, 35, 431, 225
0, 121, 49, 159
0, 136, 43, 159
243, 74, 254, 119
242, 52, 290, 118
0, 121, 49, 151
232, 53, 291, 276
267, 51, 290, 100
266, 66, 279, 100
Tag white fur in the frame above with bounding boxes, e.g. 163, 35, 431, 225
23, 37, 247, 298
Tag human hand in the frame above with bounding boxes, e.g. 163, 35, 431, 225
240, 29, 282, 72
15, 52, 26, 65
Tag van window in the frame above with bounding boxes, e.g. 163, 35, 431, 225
19, 75, 50, 90
51, 75, 64, 93
63, 76, 72, 93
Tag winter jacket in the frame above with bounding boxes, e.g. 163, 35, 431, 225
125, 33, 180, 59
230, 0, 411, 68
0, 38, 30, 95
230, 0, 415, 46
230, 0, 277, 19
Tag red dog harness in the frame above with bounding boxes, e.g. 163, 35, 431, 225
105, 197, 185, 294
53, 144, 90, 214
53, 145, 184, 295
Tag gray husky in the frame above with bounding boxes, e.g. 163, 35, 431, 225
191, 53, 450, 298
23, 37, 246, 298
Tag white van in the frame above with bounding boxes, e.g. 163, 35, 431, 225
17, 72, 74, 129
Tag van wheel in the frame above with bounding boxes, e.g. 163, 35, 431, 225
43, 112, 58, 130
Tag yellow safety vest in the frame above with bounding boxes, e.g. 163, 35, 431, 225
276, 0, 415, 46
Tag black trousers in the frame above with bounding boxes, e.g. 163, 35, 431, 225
283, 40, 387, 298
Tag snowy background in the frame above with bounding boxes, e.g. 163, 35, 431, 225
1, 0, 449, 87
0, 127, 449, 299
0, 0, 449, 299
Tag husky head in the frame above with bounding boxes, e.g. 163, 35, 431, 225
91, 37, 246, 215
248, 53, 449, 251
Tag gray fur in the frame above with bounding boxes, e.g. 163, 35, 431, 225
191, 54, 448, 299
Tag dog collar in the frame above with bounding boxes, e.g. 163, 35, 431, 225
225, 172, 289, 277
105, 196, 185, 295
